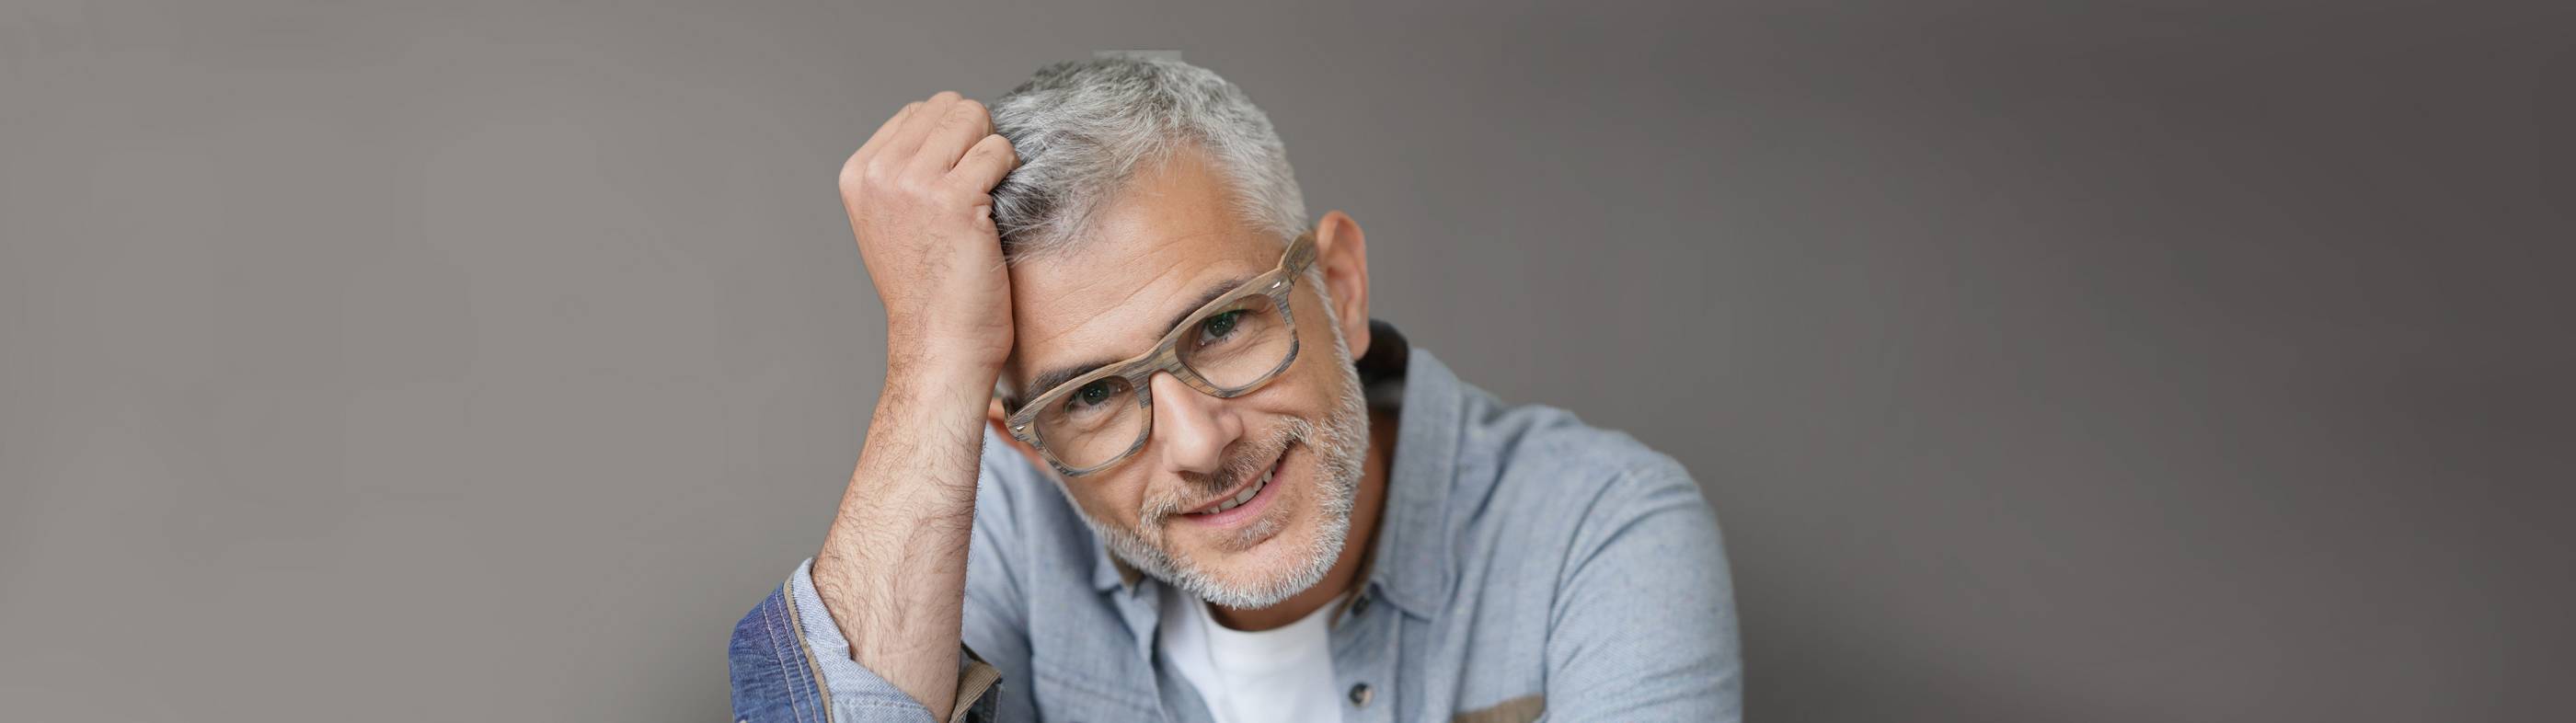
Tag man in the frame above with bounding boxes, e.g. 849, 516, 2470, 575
729, 56, 1742, 723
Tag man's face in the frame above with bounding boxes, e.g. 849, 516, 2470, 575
1001, 148, 1371, 609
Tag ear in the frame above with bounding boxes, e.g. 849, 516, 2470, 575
1311, 211, 1373, 359
986, 397, 1055, 477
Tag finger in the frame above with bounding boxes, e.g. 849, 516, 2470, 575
908, 98, 995, 179
876, 91, 962, 174
943, 133, 1019, 197
854, 101, 922, 161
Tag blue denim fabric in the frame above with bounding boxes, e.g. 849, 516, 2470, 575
729, 340, 1742, 722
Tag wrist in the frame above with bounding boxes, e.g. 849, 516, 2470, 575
882, 350, 1003, 404
885, 314, 1013, 373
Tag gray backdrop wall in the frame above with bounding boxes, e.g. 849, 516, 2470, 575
3, 1, 2568, 720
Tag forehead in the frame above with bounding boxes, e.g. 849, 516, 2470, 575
1006, 147, 1283, 390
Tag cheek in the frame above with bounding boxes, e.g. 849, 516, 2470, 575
1259, 359, 1345, 420
1065, 472, 1152, 526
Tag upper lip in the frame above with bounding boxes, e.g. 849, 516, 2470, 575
1184, 452, 1284, 514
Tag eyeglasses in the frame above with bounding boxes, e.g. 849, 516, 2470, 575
1005, 232, 1319, 476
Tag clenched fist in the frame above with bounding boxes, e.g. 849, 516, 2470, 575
839, 91, 1020, 372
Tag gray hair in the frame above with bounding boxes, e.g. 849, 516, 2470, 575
988, 55, 1307, 260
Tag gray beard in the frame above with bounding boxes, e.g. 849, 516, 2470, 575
1067, 321, 1372, 610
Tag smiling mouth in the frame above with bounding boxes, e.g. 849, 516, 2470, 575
1186, 452, 1285, 517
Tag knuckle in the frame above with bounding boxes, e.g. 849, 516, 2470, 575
862, 155, 898, 183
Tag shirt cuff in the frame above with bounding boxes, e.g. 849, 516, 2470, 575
788, 558, 1002, 723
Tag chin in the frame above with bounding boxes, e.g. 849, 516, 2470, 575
1167, 449, 1352, 607
1199, 516, 1324, 594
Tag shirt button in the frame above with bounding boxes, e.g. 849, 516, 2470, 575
1349, 683, 1374, 707
1351, 594, 1372, 617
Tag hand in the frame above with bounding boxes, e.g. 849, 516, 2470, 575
839, 92, 1020, 372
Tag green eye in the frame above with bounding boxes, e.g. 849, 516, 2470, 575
1068, 380, 1117, 410
1198, 310, 1245, 343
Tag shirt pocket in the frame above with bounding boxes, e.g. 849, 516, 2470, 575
1029, 660, 1160, 723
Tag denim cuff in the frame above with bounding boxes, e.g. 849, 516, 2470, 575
789, 558, 1000, 723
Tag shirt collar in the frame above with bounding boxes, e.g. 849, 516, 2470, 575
1363, 324, 1461, 617
1087, 320, 1463, 618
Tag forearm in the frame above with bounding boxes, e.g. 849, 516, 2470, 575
812, 360, 996, 721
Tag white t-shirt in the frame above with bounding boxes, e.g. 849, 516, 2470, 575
1156, 584, 1344, 723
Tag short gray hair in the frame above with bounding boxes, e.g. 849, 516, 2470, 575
988, 56, 1307, 260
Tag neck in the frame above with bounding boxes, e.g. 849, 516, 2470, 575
1206, 406, 1398, 630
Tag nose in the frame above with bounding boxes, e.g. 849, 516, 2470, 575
1150, 372, 1242, 477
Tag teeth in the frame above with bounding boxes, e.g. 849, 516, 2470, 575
1199, 466, 1274, 515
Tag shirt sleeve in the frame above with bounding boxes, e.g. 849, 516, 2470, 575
788, 559, 1005, 723
779, 429, 1041, 723
1542, 456, 1745, 721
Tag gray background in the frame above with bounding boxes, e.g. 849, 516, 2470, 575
3, 1, 2568, 720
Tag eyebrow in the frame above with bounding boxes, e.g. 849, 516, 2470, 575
1019, 275, 1252, 406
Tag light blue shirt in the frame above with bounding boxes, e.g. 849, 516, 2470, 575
729, 331, 1742, 722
